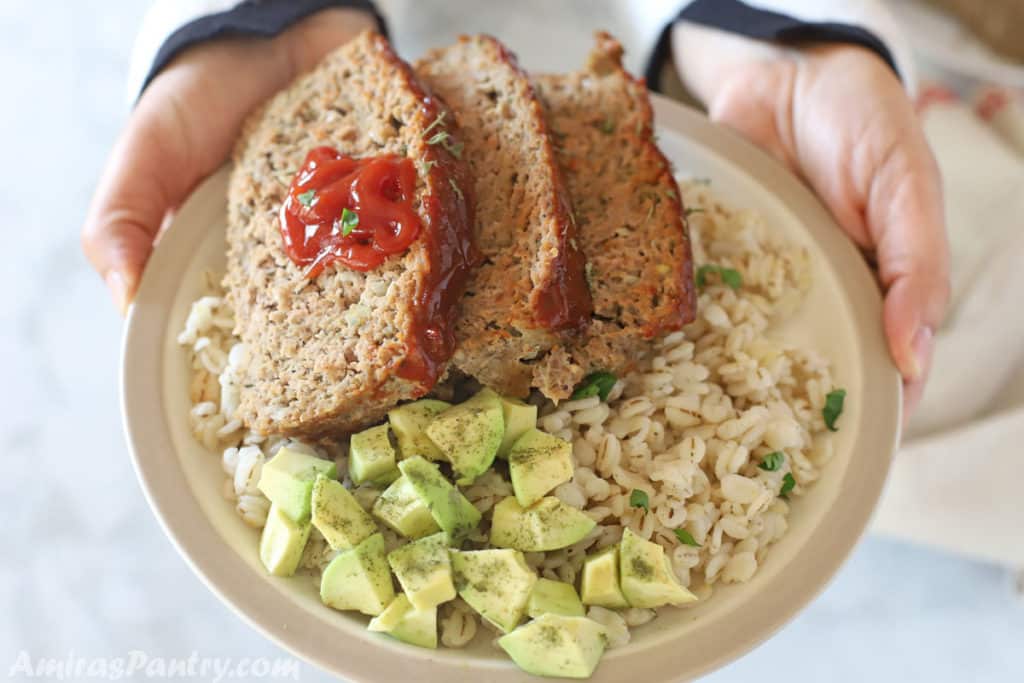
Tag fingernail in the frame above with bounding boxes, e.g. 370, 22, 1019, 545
106, 271, 129, 316
907, 325, 933, 381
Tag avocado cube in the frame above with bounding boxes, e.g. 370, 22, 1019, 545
490, 496, 595, 552
311, 474, 378, 550
367, 594, 438, 649
580, 546, 629, 609
451, 548, 537, 633
398, 457, 481, 543
320, 533, 394, 616
425, 388, 504, 485
388, 533, 456, 610
372, 475, 441, 540
349, 424, 400, 486
619, 528, 697, 608
257, 447, 337, 523
528, 578, 585, 618
259, 502, 312, 577
508, 428, 574, 506
498, 614, 608, 679
388, 399, 451, 461
497, 397, 538, 458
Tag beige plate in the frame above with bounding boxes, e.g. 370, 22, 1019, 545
122, 94, 901, 682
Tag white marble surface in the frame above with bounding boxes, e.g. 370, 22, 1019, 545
2, 1, 1022, 681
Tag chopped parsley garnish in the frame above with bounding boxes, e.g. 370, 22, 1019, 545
758, 451, 784, 472
823, 389, 846, 432
340, 208, 358, 236
421, 111, 447, 138
674, 528, 701, 547
599, 118, 616, 134
425, 130, 464, 158
449, 178, 464, 201
780, 472, 796, 498
629, 489, 649, 512
695, 264, 742, 290
570, 371, 617, 401
684, 207, 705, 217
297, 189, 316, 207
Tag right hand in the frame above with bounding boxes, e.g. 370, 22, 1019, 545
82, 8, 375, 313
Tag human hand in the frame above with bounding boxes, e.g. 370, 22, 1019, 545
82, 8, 376, 313
672, 24, 950, 417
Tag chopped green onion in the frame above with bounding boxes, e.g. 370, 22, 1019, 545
297, 189, 316, 207
629, 489, 649, 512
673, 528, 701, 547
695, 264, 742, 290
758, 452, 785, 471
570, 371, 617, 401
340, 208, 358, 236
780, 472, 796, 498
823, 389, 846, 432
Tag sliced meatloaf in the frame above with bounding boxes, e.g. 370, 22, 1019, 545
225, 31, 476, 438
415, 35, 592, 397
531, 33, 697, 399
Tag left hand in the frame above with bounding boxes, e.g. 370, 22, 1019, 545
672, 25, 951, 418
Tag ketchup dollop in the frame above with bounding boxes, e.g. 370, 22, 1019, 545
280, 147, 420, 276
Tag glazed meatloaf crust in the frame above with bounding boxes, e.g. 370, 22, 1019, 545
416, 35, 592, 396
225, 31, 476, 437
531, 33, 697, 399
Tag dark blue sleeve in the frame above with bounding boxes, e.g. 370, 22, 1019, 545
644, 0, 899, 93
141, 0, 387, 95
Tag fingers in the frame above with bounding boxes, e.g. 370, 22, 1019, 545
82, 8, 376, 313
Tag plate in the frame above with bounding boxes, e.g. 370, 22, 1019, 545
122, 94, 901, 682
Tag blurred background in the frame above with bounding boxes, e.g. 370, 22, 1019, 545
2, 0, 1022, 681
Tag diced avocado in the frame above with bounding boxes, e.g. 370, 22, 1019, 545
498, 397, 538, 458
388, 399, 451, 461
508, 428, 574, 506
498, 613, 607, 679
425, 388, 504, 485
580, 546, 628, 609
259, 502, 311, 577
320, 533, 395, 616
398, 457, 481, 543
527, 578, 585, 618
387, 532, 456, 610
450, 548, 537, 633
619, 528, 697, 608
371, 475, 441, 540
349, 424, 400, 486
490, 496, 596, 552
311, 474, 377, 550
257, 447, 337, 523
367, 594, 438, 649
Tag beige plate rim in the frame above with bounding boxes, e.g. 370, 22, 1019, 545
122, 94, 901, 682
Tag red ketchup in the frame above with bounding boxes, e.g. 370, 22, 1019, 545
279, 147, 420, 276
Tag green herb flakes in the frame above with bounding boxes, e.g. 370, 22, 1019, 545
340, 208, 358, 236
758, 452, 784, 471
570, 371, 617, 401
695, 264, 742, 290
823, 389, 846, 431
297, 189, 316, 207
629, 489, 649, 512
780, 472, 796, 498
684, 207, 704, 217
599, 118, 616, 134
673, 528, 700, 547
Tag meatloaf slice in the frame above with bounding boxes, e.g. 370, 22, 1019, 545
225, 31, 476, 438
531, 33, 697, 399
415, 35, 592, 397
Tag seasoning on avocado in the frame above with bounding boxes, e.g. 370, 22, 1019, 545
758, 451, 784, 472
340, 208, 359, 236
780, 472, 796, 498
823, 388, 846, 431
297, 189, 316, 207
629, 489, 649, 512
570, 371, 617, 401
673, 528, 700, 547
695, 264, 742, 290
